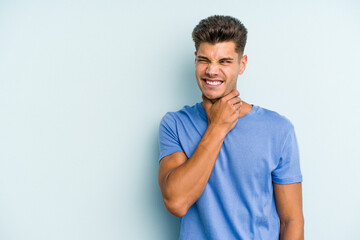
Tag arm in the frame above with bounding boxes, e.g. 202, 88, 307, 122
273, 182, 304, 240
158, 89, 242, 217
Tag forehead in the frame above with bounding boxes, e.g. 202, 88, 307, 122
197, 41, 239, 59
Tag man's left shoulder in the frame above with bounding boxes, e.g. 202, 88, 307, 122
255, 105, 295, 131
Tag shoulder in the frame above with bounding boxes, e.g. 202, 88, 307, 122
255, 105, 295, 133
160, 102, 201, 124
253, 105, 299, 160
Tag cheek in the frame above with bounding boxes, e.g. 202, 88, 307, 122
195, 65, 206, 74
225, 68, 240, 78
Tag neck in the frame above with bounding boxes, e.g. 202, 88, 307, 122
201, 99, 253, 118
239, 101, 253, 117
210, 98, 219, 104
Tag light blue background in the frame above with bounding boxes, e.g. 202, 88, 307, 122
1, 1, 359, 239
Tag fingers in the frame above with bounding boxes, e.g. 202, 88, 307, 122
228, 94, 242, 112
202, 89, 240, 114
228, 96, 241, 106
233, 100, 242, 112
221, 89, 240, 102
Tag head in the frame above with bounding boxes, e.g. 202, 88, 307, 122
192, 15, 248, 102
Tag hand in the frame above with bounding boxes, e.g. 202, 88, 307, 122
202, 89, 242, 135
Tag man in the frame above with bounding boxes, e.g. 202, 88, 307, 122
158, 15, 304, 239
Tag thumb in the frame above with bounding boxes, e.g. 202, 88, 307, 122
202, 94, 212, 112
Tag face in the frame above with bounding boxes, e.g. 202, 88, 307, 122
195, 41, 247, 101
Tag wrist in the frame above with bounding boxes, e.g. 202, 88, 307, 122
207, 123, 227, 140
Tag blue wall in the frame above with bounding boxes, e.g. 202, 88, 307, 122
1, 1, 359, 239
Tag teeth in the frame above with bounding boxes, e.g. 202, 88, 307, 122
206, 80, 222, 85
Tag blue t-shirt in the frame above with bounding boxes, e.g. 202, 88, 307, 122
158, 102, 303, 240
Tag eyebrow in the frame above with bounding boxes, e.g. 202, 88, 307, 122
197, 56, 234, 61
219, 57, 234, 61
197, 56, 210, 60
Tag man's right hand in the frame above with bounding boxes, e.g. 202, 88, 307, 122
202, 89, 242, 135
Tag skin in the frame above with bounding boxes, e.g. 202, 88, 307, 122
158, 41, 304, 239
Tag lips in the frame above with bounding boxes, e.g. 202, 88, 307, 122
202, 78, 224, 87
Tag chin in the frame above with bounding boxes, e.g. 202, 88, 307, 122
202, 92, 223, 101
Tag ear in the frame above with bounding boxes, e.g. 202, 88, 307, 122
238, 55, 248, 75
194, 51, 197, 64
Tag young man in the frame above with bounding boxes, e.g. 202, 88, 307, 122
158, 15, 304, 240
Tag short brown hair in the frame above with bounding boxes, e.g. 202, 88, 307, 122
192, 15, 248, 55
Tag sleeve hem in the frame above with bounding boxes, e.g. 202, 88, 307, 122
272, 175, 303, 185
158, 148, 184, 163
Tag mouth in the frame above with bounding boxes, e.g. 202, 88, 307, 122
202, 78, 224, 88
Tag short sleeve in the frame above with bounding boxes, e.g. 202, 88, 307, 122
272, 126, 303, 184
158, 113, 184, 163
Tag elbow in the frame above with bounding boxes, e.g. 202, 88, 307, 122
280, 215, 305, 228
163, 198, 189, 217
295, 215, 305, 227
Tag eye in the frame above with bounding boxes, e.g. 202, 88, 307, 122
220, 60, 232, 64
197, 59, 208, 63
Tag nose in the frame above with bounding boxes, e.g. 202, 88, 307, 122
205, 62, 219, 77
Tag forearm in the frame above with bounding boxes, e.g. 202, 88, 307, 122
280, 219, 304, 240
162, 124, 226, 215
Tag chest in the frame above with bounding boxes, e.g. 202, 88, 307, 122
178, 120, 280, 181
